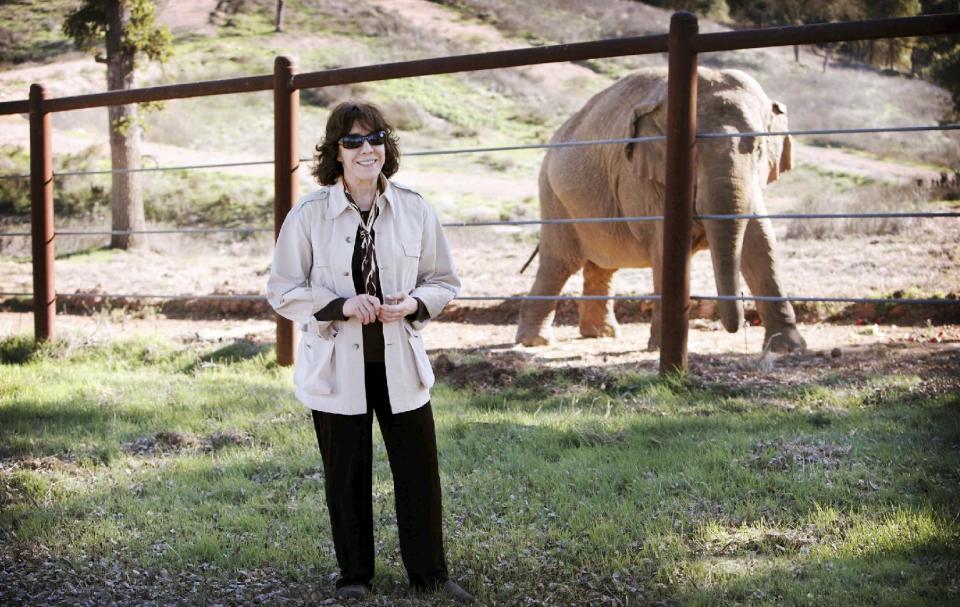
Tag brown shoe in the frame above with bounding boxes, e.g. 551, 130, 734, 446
336, 584, 370, 600
442, 580, 473, 603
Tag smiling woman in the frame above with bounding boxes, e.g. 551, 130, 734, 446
266, 102, 471, 603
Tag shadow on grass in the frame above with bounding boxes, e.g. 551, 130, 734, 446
2, 335, 958, 603
4, 400, 958, 604
673, 539, 959, 605
54, 245, 113, 261
180, 338, 274, 373
0, 333, 39, 364
0, 373, 293, 462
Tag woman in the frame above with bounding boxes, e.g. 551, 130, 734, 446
267, 102, 471, 602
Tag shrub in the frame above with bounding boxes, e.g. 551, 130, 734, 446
785, 182, 929, 239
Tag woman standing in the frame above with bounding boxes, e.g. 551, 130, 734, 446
267, 102, 471, 602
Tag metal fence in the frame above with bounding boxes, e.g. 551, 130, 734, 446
1, 11, 958, 372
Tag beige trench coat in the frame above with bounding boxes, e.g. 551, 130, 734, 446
266, 178, 460, 415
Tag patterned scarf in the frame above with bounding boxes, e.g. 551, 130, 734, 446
344, 185, 380, 300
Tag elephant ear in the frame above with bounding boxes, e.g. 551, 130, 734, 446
625, 85, 667, 183
767, 100, 793, 184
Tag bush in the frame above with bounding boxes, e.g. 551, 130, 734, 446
300, 83, 370, 108
0, 145, 109, 219
380, 99, 426, 131
0, 145, 30, 216
785, 182, 929, 240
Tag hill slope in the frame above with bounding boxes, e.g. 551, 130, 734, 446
0, 0, 955, 224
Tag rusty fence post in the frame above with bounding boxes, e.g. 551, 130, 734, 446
274, 56, 298, 367
30, 84, 55, 342
659, 12, 699, 374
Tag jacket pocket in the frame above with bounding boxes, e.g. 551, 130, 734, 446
312, 261, 334, 292
401, 240, 421, 258
400, 240, 421, 290
294, 332, 336, 395
405, 324, 435, 389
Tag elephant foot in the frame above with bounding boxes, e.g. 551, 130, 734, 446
579, 319, 620, 339
646, 331, 661, 352
516, 326, 553, 347
763, 325, 806, 354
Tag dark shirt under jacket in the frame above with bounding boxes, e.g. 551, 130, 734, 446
314, 209, 429, 363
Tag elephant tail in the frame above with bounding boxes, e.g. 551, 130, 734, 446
520, 244, 539, 274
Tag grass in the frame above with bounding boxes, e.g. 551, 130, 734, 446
782, 171, 932, 240
1, 333, 958, 605
0, 0, 79, 65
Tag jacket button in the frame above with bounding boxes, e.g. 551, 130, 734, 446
346, 236, 352, 243
352, 343, 360, 350
343, 271, 350, 276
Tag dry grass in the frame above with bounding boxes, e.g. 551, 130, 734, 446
755, 59, 960, 167
437, 0, 960, 168
784, 181, 931, 240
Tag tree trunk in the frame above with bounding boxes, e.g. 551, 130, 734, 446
275, 0, 285, 32
793, 45, 799, 63
822, 44, 830, 73
106, 0, 146, 250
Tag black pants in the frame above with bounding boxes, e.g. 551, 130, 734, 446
311, 363, 448, 590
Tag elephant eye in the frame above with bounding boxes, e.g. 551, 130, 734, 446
737, 135, 755, 154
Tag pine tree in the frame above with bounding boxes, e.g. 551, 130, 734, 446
63, 0, 171, 250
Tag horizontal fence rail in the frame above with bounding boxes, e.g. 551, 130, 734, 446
694, 13, 960, 52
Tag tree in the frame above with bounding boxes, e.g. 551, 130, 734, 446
917, 0, 960, 117
63, 0, 171, 250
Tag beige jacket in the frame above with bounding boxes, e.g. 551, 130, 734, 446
267, 178, 460, 415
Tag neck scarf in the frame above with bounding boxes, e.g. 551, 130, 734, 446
343, 184, 380, 300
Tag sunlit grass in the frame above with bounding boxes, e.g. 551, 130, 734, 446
3, 333, 956, 604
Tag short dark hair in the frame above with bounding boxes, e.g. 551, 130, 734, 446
311, 101, 400, 185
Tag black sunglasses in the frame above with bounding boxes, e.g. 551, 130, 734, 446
338, 130, 387, 149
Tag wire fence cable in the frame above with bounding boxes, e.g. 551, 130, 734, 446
1, 292, 957, 306
3, 211, 960, 238
1, 123, 957, 180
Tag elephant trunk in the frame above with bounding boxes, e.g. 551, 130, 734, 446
701, 180, 750, 333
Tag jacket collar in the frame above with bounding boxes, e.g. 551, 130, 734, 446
325, 174, 395, 220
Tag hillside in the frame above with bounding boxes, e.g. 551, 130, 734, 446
0, 0, 958, 316
0, 0, 955, 181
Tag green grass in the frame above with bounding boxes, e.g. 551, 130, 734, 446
1, 333, 957, 605
0, 0, 79, 65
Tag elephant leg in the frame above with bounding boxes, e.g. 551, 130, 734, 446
647, 242, 663, 351
741, 217, 806, 353
516, 225, 584, 346
579, 261, 620, 339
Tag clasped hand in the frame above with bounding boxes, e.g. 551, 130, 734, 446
342, 293, 416, 324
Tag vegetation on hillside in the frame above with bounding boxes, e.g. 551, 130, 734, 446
0, 0, 957, 241
0, 0, 80, 65
643, 0, 960, 117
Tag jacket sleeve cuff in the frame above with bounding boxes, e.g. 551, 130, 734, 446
314, 297, 348, 321
405, 297, 430, 322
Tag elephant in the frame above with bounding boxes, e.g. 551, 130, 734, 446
515, 67, 806, 353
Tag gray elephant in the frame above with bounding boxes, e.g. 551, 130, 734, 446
516, 67, 806, 353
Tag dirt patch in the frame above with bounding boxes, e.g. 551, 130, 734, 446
0, 455, 78, 473
748, 437, 853, 471
121, 430, 256, 456
433, 348, 619, 390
